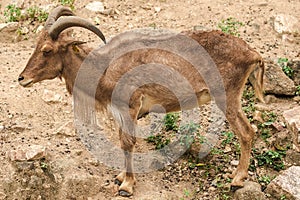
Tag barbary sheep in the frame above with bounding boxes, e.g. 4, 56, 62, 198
18, 6, 264, 197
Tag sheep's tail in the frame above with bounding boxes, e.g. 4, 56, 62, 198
249, 59, 265, 103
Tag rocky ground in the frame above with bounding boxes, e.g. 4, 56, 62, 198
0, 0, 300, 199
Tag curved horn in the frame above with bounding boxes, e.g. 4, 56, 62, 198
45, 6, 75, 30
48, 16, 106, 44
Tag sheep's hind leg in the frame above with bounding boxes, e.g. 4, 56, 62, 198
227, 109, 255, 189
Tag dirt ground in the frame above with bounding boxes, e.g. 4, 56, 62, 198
0, 0, 300, 199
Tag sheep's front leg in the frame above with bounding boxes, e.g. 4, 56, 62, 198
113, 97, 143, 196
115, 130, 136, 197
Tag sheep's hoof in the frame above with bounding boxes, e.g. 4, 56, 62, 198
114, 179, 122, 186
119, 190, 132, 197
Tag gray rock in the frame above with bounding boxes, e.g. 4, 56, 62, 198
7, 145, 46, 161
0, 22, 19, 42
54, 121, 76, 137
283, 106, 300, 151
35, 25, 44, 34
58, 172, 103, 199
39, 4, 56, 13
0, 22, 18, 31
42, 89, 63, 103
264, 61, 296, 96
9, 0, 25, 8
234, 181, 266, 200
266, 166, 300, 200
85, 1, 105, 13
0, 192, 6, 200
230, 160, 239, 166
274, 14, 300, 34
288, 60, 300, 85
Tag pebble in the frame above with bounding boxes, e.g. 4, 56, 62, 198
42, 89, 63, 103
273, 14, 300, 34
224, 145, 232, 153
0, 192, 6, 200
20, 26, 29, 35
85, 1, 105, 13
7, 145, 46, 161
54, 121, 76, 137
251, 124, 258, 133
154, 7, 161, 13
230, 160, 239, 166
0, 22, 18, 32
36, 25, 44, 34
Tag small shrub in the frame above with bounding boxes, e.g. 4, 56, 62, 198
39, 158, 49, 172
146, 134, 170, 150
218, 17, 244, 36
60, 0, 75, 10
220, 193, 232, 200
296, 85, 300, 96
211, 147, 224, 155
26, 6, 48, 22
179, 122, 202, 147
242, 86, 256, 122
280, 195, 287, 200
4, 4, 22, 22
163, 112, 179, 131
258, 174, 275, 190
221, 131, 234, 146
242, 87, 255, 100
258, 174, 273, 185
254, 149, 286, 171
277, 58, 294, 79
258, 111, 277, 142
261, 111, 277, 123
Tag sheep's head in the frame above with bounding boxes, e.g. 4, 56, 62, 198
18, 6, 106, 87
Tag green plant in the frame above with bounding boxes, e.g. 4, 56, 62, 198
296, 85, 300, 96
211, 147, 224, 155
277, 58, 294, 79
60, 0, 75, 10
257, 111, 277, 142
280, 195, 287, 200
258, 175, 272, 185
4, 4, 22, 22
220, 193, 231, 200
146, 134, 170, 149
149, 22, 157, 28
221, 131, 234, 146
262, 111, 277, 123
260, 126, 271, 141
180, 188, 191, 200
183, 188, 190, 197
258, 174, 275, 190
40, 159, 48, 172
254, 149, 286, 171
26, 6, 48, 22
163, 112, 179, 131
242, 87, 255, 100
179, 122, 201, 147
242, 86, 257, 123
218, 17, 244, 36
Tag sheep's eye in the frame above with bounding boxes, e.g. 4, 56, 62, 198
42, 50, 52, 56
